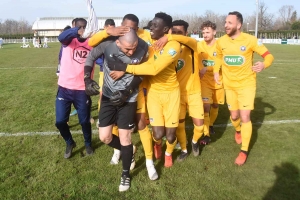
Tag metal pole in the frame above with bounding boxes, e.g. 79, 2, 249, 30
255, 0, 259, 37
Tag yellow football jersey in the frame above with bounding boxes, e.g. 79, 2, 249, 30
214, 32, 274, 89
198, 40, 223, 89
176, 45, 201, 95
88, 30, 110, 47
167, 34, 202, 95
88, 28, 151, 47
126, 40, 181, 92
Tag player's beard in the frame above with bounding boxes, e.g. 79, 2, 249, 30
226, 27, 238, 37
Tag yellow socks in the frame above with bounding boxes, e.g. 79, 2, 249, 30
241, 121, 252, 152
138, 126, 153, 160
192, 124, 204, 143
176, 122, 187, 151
166, 137, 177, 155
209, 107, 219, 126
230, 117, 241, 132
203, 113, 210, 136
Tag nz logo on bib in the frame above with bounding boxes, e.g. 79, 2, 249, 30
73, 46, 90, 64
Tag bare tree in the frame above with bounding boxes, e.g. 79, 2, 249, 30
278, 5, 295, 28
0, 18, 32, 35
257, 1, 274, 30
290, 11, 297, 23
139, 18, 152, 29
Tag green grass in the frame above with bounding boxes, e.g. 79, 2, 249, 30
0, 43, 300, 199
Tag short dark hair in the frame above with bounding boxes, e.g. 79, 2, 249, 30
123, 14, 139, 25
155, 12, 172, 28
104, 19, 115, 26
143, 20, 152, 29
172, 20, 189, 32
228, 11, 243, 25
200, 20, 217, 30
63, 25, 71, 31
72, 18, 78, 25
76, 18, 87, 25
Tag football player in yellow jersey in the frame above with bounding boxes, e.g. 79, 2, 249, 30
213, 11, 274, 165
108, 12, 181, 168
89, 14, 158, 180
198, 21, 224, 140
170, 20, 205, 161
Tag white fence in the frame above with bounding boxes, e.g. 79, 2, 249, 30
2, 38, 59, 44
190, 34, 300, 45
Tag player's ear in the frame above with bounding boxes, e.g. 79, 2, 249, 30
237, 22, 242, 30
163, 26, 169, 34
116, 39, 121, 47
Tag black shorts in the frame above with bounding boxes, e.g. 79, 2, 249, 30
99, 95, 137, 130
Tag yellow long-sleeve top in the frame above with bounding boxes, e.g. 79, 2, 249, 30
198, 40, 223, 89
126, 40, 181, 93
167, 35, 201, 95
88, 28, 151, 47
214, 32, 274, 89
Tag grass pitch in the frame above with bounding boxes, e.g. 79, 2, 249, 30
0, 43, 300, 199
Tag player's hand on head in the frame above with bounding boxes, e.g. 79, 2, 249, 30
110, 71, 125, 80
214, 72, 221, 85
252, 61, 265, 73
107, 26, 130, 36
154, 35, 168, 51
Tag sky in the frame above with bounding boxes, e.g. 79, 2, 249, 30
0, 0, 300, 24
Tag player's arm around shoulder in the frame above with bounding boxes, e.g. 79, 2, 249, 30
251, 36, 274, 72
88, 30, 110, 47
167, 34, 198, 52
126, 40, 180, 75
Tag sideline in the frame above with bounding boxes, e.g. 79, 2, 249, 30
1, 119, 300, 137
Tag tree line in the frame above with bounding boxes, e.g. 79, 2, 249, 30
140, 3, 300, 34
0, 2, 299, 38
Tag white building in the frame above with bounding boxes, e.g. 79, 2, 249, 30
32, 17, 123, 37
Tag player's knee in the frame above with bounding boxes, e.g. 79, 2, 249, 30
166, 134, 176, 144
230, 115, 240, 121
153, 131, 164, 141
99, 133, 112, 144
137, 120, 146, 130
212, 103, 219, 108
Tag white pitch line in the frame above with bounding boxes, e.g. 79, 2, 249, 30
0, 119, 299, 137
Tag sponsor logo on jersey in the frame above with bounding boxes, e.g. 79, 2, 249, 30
176, 59, 185, 71
131, 58, 140, 64
73, 46, 90, 64
202, 59, 215, 67
168, 48, 177, 57
240, 46, 246, 51
223, 55, 245, 66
